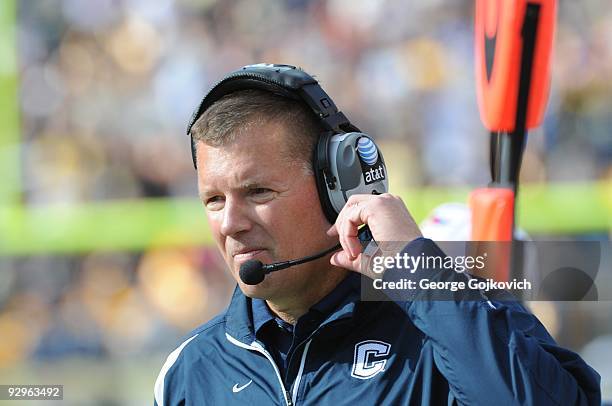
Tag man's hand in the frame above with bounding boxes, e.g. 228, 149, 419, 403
327, 193, 422, 273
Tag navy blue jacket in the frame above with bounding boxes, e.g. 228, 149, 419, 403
154, 239, 601, 405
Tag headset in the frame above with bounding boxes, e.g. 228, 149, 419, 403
186, 63, 389, 224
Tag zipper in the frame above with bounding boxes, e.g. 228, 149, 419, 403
284, 319, 352, 403
225, 333, 292, 406
291, 339, 312, 405
285, 316, 352, 380
226, 320, 352, 405
286, 390, 293, 406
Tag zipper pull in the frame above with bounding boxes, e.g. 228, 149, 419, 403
286, 390, 293, 406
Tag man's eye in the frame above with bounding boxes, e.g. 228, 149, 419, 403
249, 188, 274, 199
205, 196, 224, 208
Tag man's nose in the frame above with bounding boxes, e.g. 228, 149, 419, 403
219, 198, 252, 237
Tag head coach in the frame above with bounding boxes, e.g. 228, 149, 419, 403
153, 64, 600, 405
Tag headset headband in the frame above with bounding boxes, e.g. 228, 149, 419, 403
187, 64, 359, 168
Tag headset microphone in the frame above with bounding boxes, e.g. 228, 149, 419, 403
239, 226, 374, 285
239, 244, 341, 285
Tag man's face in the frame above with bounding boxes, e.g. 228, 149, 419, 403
196, 120, 337, 299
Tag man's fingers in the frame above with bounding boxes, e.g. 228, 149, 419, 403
330, 193, 423, 274
330, 250, 361, 273
337, 201, 367, 260
326, 224, 338, 237
344, 194, 374, 204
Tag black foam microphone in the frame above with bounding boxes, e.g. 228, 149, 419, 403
238, 225, 375, 285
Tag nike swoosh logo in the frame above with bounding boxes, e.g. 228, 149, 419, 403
232, 380, 253, 393
484, 0, 501, 82
484, 30, 497, 82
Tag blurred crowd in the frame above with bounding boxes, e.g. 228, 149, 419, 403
15, 0, 612, 205
0, 0, 611, 401
0, 247, 235, 366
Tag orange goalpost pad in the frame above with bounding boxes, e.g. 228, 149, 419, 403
469, 188, 514, 241
475, 0, 556, 132
469, 188, 514, 282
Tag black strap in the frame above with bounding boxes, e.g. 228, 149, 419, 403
510, 3, 540, 189
489, 3, 540, 191
299, 83, 358, 133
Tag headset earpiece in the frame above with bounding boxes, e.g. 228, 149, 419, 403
315, 132, 388, 224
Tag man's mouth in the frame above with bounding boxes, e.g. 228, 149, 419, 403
232, 249, 266, 262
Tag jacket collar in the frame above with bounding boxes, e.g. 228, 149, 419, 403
224, 273, 363, 343
224, 285, 255, 342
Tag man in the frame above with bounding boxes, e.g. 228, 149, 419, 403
154, 64, 600, 405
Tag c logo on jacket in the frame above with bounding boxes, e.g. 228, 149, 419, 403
351, 340, 392, 379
